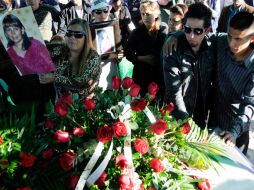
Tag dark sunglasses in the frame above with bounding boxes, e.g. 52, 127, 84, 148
66, 30, 85, 38
94, 8, 109, 15
184, 25, 204, 36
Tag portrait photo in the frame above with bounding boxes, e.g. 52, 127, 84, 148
0, 7, 55, 76
95, 25, 115, 55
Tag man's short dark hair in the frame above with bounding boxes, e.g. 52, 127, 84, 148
230, 12, 254, 31
184, 2, 212, 28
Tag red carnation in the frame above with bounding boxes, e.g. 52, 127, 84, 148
54, 130, 70, 143
116, 154, 129, 170
73, 127, 85, 137
84, 98, 95, 111
131, 98, 147, 112
150, 119, 167, 135
60, 92, 74, 105
97, 125, 112, 143
150, 158, 165, 173
95, 171, 107, 187
134, 138, 149, 155
68, 174, 80, 190
59, 152, 76, 171
129, 84, 141, 97
181, 122, 191, 134
0, 136, 3, 145
148, 82, 159, 96
45, 118, 55, 129
19, 152, 36, 167
122, 77, 134, 89
198, 178, 211, 190
54, 100, 68, 117
112, 75, 121, 90
112, 121, 127, 138
42, 148, 54, 160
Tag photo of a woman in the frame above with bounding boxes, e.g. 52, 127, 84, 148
2, 14, 55, 76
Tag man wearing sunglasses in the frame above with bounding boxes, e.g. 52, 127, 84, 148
163, 3, 214, 128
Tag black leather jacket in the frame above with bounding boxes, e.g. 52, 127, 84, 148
163, 33, 216, 124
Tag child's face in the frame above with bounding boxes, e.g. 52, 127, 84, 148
5, 25, 24, 44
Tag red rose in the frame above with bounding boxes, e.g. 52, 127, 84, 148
45, 118, 55, 129
42, 148, 54, 160
54, 101, 68, 117
68, 174, 80, 190
122, 77, 134, 89
16, 187, 32, 190
160, 102, 174, 116
198, 178, 211, 190
150, 119, 167, 135
95, 171, 107, 187
148, 82, 159, 96
134, 138, 149, 155
84, 98, 95, 111
150, 158, 165, 173
60, 92, 74, 105
116, 154, 129, 170
54, 130, 70, 143
73, 127, 85, 137
59, 152, 76, 171
112, 75, 121, 90
0, 136, 3, 145
19, 152, 36, 167
112, 121, 127, 138
97, 125, 112, 143
181, 122, 191, 134
129, 84, 141, 97
131, 98, 147, 112
119, 174, 131, 188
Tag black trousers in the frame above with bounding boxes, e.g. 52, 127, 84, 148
236, 131, 249, 155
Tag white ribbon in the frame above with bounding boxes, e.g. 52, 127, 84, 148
143, 107, 157, 123
75, 142, 104, 190
86, 141, 114, 187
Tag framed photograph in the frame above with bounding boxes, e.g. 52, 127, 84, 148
90, 19, 121, 56
95, 26, 115, 55
0, 7, 55, 76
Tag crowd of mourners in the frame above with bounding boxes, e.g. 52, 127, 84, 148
0, 0, 254, 155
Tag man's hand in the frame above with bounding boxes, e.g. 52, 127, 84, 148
162, 35, 178, 57
220, 131, 237, 147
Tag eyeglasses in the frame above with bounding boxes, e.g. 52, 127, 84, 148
66, 30, 85, 38
184, 25, 204, 36
94, 8, 109, 15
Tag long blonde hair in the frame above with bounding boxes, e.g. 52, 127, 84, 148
140, 0, 161, 32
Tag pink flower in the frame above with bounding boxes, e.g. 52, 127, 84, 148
73, 127, 85, 137
54, 130, 70, 143
116, 154, 129, 170
150, 158, 165, 173
119, 174, 131, 190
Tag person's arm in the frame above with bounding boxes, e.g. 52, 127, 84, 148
162, 31, 183, 57
163, 49, 189, 120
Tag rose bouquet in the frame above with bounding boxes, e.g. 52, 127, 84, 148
0, 76, 227, 190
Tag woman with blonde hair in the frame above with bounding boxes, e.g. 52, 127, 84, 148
41, 18, 101, 99
125, 0, 166, 100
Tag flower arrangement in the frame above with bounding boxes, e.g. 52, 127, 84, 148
0, 76, 227, 190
